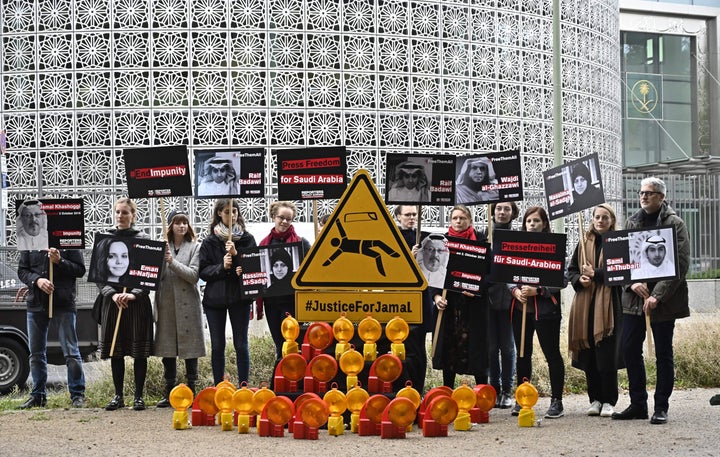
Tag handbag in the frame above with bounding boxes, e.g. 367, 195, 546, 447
91, 293, 103, 324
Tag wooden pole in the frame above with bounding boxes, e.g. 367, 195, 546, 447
225, 201, 232, 242
487, 204, 493, 245
313, 200, 319, 239
415, 205, 422, 246
48, 262, 53, 319
430, 290, 447, 358
109, 287, 127, 357
645, 313, 654, 357
578, 212, 587, 267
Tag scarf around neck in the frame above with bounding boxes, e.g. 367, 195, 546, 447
568, 230, 615, 362
213, 223, 244, 241
447, 225, 476, 240
259, 225, 301, 246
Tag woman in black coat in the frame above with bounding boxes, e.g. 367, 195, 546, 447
199, 198, 257, 385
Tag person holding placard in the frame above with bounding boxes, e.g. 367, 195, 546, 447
612, 177, 690, 425
199, 198, 257, 385
510, 206, 566, 419
17, 247, 86, 409
97, 198, 154, 411
154, 210, 205, 408
485, 202, 519, 409
567, 204, 623, 418
430, 204, 489, 388
256, 201, 311, 365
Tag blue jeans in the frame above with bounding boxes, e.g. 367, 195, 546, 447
621, 314, 676, 412
204, 304, 250, 385
487, 308, 515, 394
27, 309, 85, 399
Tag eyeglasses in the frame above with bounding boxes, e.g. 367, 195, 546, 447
275, 215, 294, 223
401, 212, 417, 217
638, 191, 661, 197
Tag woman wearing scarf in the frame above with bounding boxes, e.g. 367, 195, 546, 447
567, 203, 623, 418
256, 201, 311, 364
430, 204, 490, 388
199, 198, 257, 385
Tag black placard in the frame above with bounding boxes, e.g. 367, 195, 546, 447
443, 236, 491, 294
276, 147, 347, 200
602, 226, 679, 285
489, 230, 567, 288
123, 145, 192, 198
15, 198, 85, 250
194, 148, 265, 198
454, 150, 523, 205
87, 234, 166, 291
543, 153, 605, 220
385, 153, 455, 205
238, 242, 304, 300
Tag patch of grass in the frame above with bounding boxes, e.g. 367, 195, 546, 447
28, 411, 50, 421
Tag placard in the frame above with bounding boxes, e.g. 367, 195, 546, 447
87, 234, 166, 291
123, 145, 192, 198
194, 148, 265, 198
416, 233, 449, 289
543, 153, 605, 220
15, 198, 85, 250
489, 230, 567, 288
443, 236, 491, 294
602, 226, 679, 285
276, 146, 347, 200
454, 150, 523, 205
238, 242, 303, 300
385, 153, 455, 205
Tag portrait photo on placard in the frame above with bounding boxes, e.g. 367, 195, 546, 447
15, 199, 49, 251
194, 150, 242, 198
602, 226, 678, 285
88, 234, 165, 290
385, 153, 456, 205
416, 233, 449, 289
454, 150, 523, 205
261, 243, 302, 298
543, 153, 605, 220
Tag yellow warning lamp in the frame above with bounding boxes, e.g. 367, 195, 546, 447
515, 380, 539, 427
396, 382, 421, 431
216, 378, 236, 391
214, 386, 235, 431
368, 353, 402, 393
323, 384, 348, 436
281, 312, 300, 357
346, 383, 370, 433
169, 383, 194, 430
385, 316, 409, 360
232, 385, 255, 433
252, 385, 277, 419
302, 321, 333, 361
333, 313, 355, 359
357, 314, 382, 362
451, 384, 476, 431
338, 347, 364, 391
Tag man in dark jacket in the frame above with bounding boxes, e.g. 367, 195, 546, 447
17, 247, 87, 408
612, 177, 690, 425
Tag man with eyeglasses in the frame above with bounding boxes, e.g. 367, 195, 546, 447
612, 177, 690, 425
17, 200, 49, 251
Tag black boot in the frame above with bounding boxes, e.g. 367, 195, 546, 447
156, 380, 174, 408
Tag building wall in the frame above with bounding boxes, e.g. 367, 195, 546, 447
0, 0, 622, 247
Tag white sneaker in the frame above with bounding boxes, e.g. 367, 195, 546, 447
587, 400, 602, 416
600, 403, 614, 417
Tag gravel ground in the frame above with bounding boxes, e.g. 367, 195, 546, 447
1, 388, 719, 457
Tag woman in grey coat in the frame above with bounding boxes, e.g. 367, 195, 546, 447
155, 210, 206, 407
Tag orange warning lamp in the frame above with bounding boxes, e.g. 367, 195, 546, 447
346, 383, 370, 433
380, 397, 417, 439
368, 353, 402, 393
192, 386, 218, 426
258, 396, 294, 437
357, 314, 382, 362
423, 395, 459, 437
291, 392, 322, 437
338, 347, 364, 391
302, 321, 333, 361
471, 384, 497, 423
323, 384, 348, 436
274, 353, 307, 393
232, 385, 255, 433
418, 386, 452, 425
396, 381, 421, 431
385, 316, 409, 360
304, 353, 338, 395
294, 396, 329, 440
169, 383, 194, 430
515, 380, 539, 427
358, 394, 390, 436
214, 385, 235, 431
451, 384, 476, 431
333, 313, 355, 359
281, 312, 300, 357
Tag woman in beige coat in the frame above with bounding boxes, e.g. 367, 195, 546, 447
155, 210, 206, 407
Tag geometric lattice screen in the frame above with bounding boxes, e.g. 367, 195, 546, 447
0, 0, 621, 248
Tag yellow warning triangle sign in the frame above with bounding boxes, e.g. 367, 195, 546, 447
293, 169, 428, 290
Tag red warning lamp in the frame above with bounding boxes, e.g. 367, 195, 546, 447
358, 394, 390, 436
191, 386, 218, 426
346, 383, 370, 433
258, 396, 294, 437
385, 316, 409, 360
304, 353, 338, 395
294, 396, 329, 440
357, 314, 382, 362
471, 384, 497, 424
281, 313, 300, 357
368, 353, 402, 394
333, 313, 355, 359
380, 397, 417, 439
274, 353, 307, 393
302, 321, 333, 361
338, 347, 364, 391
291, 392, 323, 438
422, 395, 459, 437
417, 386, 452, 425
